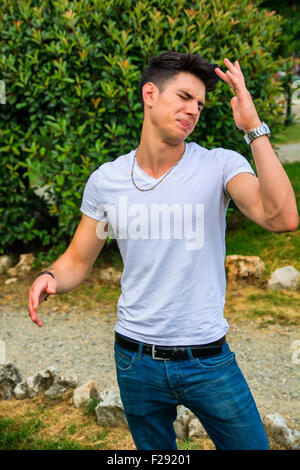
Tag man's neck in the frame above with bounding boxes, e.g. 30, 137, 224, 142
136, 135, 186, 180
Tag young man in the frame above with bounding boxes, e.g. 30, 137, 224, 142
28, 51, 298, 450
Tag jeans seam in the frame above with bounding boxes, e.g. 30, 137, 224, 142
164, 362, 183, 400
194, 356, 235, 371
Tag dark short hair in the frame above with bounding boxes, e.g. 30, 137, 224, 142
139, 50, 221, 108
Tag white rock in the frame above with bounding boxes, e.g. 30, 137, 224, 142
268, 266, 299, 290
263, 413, 300, 449
188, 417, 208, 439
0, 255, 14, 274
7, 253, 36, 278
13, 366, 78, 399
95, 388, 128, 428
73, 380, 99, 408
0, 362, 22, 400
44, 373, 78, 399
99, 267, 121, 285
14, 366, 57, 399
225, 255, 266, 289
174, 405, 194, 440
4, 277, 18, 284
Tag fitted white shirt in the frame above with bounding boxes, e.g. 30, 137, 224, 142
80, 142, 256, 345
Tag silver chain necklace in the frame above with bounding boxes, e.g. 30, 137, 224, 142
131, 144, 186, 192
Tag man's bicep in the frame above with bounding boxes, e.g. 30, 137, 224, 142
226, 172, 271, 230
67, 214, 108, 268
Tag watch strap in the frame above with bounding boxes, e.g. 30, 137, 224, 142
35, 270, 55, 280
244, 121, 270, 144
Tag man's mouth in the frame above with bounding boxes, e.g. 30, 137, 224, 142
178, 120, 192, 130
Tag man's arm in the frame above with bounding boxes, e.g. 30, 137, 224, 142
28, 214, 108, 327
226, 139, 299, 232
215, 58, 299, 233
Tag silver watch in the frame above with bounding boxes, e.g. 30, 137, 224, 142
244, 121, 270, 144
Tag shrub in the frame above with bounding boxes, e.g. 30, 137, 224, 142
0, 0, 287, 259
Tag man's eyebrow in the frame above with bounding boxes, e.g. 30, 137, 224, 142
177, 89, 205, 107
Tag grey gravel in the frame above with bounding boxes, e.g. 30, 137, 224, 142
0, 305, 299, 431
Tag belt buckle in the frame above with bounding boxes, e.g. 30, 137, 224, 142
152, 345, 169, 360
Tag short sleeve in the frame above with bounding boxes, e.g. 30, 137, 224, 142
80, 169, 108, 222
222, 150, 256, 199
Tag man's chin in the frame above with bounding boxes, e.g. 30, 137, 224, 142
163, 137, 186, 147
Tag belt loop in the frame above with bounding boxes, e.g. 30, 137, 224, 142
186, 346, 194, 361
137, 341, 144, 360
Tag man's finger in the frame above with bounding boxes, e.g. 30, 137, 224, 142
223, 58, 241, 76
215, 67, 236, 90
234, 60, 242, 73
224, 70, 241, 92
32, 283, 49, 309
28, 302, 43, 327
46, 283, 56, 295
215, 67, 230, 84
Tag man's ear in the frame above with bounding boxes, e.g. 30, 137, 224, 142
142, 82, 159, 108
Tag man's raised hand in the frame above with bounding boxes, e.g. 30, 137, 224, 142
215, 58, 262, 133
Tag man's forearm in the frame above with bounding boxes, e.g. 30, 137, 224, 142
250, 135, 299, 229
46, 251, 90, 294
214, 58, 298, 230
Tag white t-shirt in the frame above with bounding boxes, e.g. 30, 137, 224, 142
80, 141, 256, 345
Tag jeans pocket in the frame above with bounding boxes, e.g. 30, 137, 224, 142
193, 343, 235, 370
114, 342, 136, 371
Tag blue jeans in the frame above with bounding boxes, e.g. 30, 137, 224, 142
114, 336, 270, 450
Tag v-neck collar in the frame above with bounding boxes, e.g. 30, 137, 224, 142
132, 143, 187, 183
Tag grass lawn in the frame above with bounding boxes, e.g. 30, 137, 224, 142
225, 162, 300, 273
271, 121, 300, 144
0, 391, 283, 450
0, 391, 215, 450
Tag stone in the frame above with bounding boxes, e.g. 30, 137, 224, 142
263, 413, 300, 449
0, 255, 14, 274
7, 253, 36, 278
173, 405, 194, 440
73, 380, 99, 408
4, 277, 18, 284
13, 366, 78, 399
95, 388, 128, 428
188, 417, 208, 439
44, 373, 78, 399
99, 267, 121, 285
225, 255, 266, 289
268, 266, 299, 291
0, 362, 22, 400
14, 366, 57, 399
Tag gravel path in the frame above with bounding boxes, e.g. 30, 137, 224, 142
277, 142, 300, 164
0, 305, 299, 431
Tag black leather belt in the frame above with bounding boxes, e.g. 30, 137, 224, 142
115, 332, 226, 361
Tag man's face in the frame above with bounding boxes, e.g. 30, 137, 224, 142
144, 71, 206, 144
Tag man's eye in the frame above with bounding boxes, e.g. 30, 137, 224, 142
179, 95, 201, 112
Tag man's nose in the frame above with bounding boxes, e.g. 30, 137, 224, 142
186, 100, 200, 116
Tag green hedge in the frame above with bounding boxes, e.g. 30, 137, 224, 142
0, 0, 288, 261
